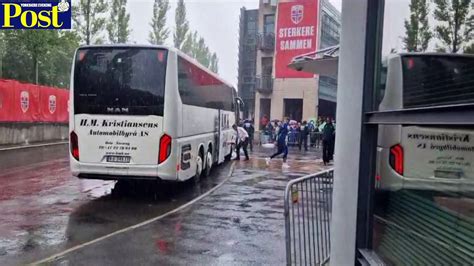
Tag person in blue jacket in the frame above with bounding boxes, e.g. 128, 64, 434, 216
266, 118, 290, 168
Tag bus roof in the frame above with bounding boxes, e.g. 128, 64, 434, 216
77, 44, 236, 91
387, 52, 474, 59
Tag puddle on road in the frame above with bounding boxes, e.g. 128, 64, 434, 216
0, 161, 232, 265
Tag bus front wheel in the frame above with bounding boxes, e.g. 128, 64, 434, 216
224, 147, 232, 161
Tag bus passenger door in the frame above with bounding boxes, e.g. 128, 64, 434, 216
214, 110, 221, 164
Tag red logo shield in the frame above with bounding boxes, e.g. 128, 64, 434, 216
20, 91, 29, 113
291, 5, 304, 25
49, 95, 57, 114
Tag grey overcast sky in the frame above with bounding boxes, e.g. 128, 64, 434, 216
126, 0, 412, 87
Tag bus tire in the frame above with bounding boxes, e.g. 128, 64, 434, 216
203, 150, 212, 178
194, 152, 203, 182
224, 147, 232, 161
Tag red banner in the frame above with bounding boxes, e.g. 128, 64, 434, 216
275, 0, 319, 78
0, 79, 69, 123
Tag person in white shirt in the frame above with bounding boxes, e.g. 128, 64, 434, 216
232, 124, 250, 161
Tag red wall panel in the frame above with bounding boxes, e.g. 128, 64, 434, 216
0, 79, 69, 123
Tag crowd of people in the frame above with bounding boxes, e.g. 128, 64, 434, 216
231, 115, 336, 167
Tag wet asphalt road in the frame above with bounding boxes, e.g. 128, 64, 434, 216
39, 146, 327, 265
0, 144, 233, 265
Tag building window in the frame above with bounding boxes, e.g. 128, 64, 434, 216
247, 21, 256, 32
261, 57, 273, 76
264, 14, 275, 35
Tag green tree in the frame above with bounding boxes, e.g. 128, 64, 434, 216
403, 0, 432, 52
176, 26, 219, 72
433, 0, 473, 53
464, 42, 474, 53
174, 0, 189, 49
107, 0, 131, 44
1, 30, 79, 87
194, 37, 210, 67
73, 0, 108, 45
40, 32, 80, 87
0, 32, 5, 78
7, 31, 59, 84
210, 52, 219, 73
149, 0, 170, 45
181, 30, 197, 56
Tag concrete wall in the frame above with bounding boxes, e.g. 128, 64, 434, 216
254, 77, 319, 130
272, 78, 319, 120
0, 123, 68, 146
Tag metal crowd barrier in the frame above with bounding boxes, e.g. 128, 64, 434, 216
309, 132, 322, 148
259, 131, 323, 149
284, 169, 334, 265
287, 131, 300, 146
259, 131, 273, 145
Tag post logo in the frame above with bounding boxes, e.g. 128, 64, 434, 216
0, 0, 71, 30
291, 5, 304, 25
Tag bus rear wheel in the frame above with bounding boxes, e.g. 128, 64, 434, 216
194, 152, 204, 182
202, 150, 212, 178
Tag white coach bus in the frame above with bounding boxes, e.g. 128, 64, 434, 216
376, 53, 474, 191
69, 45, 241, 182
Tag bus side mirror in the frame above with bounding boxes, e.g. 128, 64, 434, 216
234, 97, 244, 109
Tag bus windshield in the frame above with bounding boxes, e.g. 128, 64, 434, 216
74, 47, 168, 116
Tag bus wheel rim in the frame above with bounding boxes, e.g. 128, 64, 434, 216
206, 152, 212, 171
196, 156, 203, 176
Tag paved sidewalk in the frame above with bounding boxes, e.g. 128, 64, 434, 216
50, 149, 328, 265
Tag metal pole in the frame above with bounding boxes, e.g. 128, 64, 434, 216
35, 60, 38, 84
329, 0, 370, 264
355, 0, 385, 251
284, 183, 292, 266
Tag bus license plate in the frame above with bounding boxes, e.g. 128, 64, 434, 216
106, 156, 131, 163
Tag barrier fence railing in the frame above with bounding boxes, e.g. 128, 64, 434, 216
284, 169, 334, 265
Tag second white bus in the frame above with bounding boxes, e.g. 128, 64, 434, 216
69, 45, 241, 182
376, 53, 474, 192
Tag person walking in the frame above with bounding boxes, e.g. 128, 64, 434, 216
322, 117, 335, 165
265, 121, 274, 142
266, 118, 290, 168
308, 120, 316, 147
233, 124, 250, 161
243, 120, 255, 151
329, 118, 336, 160
299, 121, 309, 151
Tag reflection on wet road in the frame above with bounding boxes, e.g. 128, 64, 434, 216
45, 147, 327, 265
0, 144, 232, 265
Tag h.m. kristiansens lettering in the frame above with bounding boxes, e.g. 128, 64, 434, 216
407, 133, 470, 143
79, 119, 159, 129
